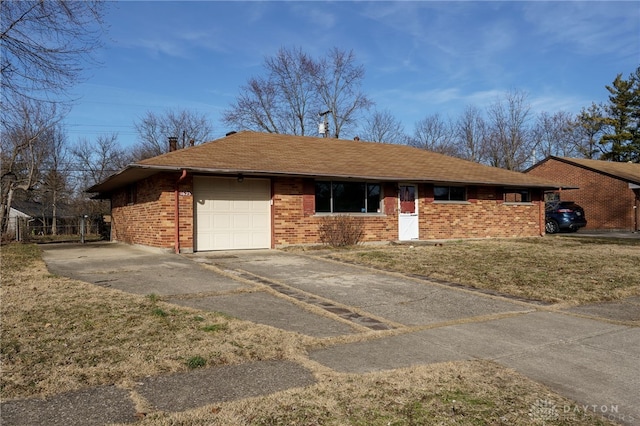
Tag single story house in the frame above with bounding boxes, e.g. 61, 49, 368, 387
4, 199, 78, 239
526, 156, 640, 232
6, 204, 32, 236
87, 131, 563, 253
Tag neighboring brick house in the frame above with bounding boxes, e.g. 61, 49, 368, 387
88, 131, 561, 253
526, 156, 640, 232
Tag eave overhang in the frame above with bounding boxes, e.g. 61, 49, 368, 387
86, 164, 567, 199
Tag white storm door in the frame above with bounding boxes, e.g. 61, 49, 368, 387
398, 184, 419, 241
194, 177, 271, 251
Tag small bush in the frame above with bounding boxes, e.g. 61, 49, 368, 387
151, 307, 168, 317
318, 215, 364, 247
186, 355, 207, 369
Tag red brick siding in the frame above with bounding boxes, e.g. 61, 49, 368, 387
109, 174, 544, 251
527, 159, 638, 231
271, 178, 399, 246
111, 173, 193, 251
271, 179, 543, 246
418, 184, 543, 239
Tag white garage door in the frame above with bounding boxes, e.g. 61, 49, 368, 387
194, 177, 271, 251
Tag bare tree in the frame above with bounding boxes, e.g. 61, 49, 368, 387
223, 46, 372, 139
71, 133, 129, 189
224, 77, 280, 134
267, 47, 320, 135
359, 109, 407, 144
408, 113, 458, 156
0, 99, 63, 234
132, 109, 214, 160
38, 124, 70, 234
531, 111, 577, 160
1, 0, 106, 106
224, 47, 318, 135
454, 105, 488, 163
316, 48, 373, 138
485, 90, 533, 171
70, 133, 129, 221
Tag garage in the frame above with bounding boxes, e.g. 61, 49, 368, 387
194, 177, 271, 251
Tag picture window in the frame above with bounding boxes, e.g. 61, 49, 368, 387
315, 181, 381, 213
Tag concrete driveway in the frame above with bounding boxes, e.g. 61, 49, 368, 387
557, 230, 640, 239
41, 242, 640, 425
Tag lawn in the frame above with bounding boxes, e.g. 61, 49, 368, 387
0, 242, 622, 425
0, 243, 310, 400
322, 236, 640, 305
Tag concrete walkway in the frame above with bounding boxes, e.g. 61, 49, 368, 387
3, 243, 638, 425
1, 361, 315, 426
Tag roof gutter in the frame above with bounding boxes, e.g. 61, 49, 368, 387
134, 166, 565, 189
87, 163, 569, 195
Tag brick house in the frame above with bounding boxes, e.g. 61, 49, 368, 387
87, 131, 561, 253
526, 156, 640, 232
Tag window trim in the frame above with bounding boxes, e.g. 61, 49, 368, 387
126, 183, 137, 206
314, 180, 383, 214
503, 189, 533, 204
433, 185, 467, 202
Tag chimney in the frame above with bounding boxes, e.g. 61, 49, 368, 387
169, 136, 178, 152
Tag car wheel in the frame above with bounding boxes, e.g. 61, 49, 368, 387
545, 220, 560, 234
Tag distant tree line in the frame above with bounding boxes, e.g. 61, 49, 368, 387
225, 47, 640, 169
359, 70, 640, 168
0, 0, 637, 239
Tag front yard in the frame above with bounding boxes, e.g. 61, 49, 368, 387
1, 238, 631, 425
320, 236, 640, 305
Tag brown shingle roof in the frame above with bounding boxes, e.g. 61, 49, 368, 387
88, 131, 561, 193
542, 156, 640, 185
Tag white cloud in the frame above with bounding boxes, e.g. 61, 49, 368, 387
129, 38, 190, 58
522, 2, 639, 56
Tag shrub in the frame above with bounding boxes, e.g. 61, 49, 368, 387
318, 215, 364, 247
151, 307, 168, 317
186, 355, 207, 369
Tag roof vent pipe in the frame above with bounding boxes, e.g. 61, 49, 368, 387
169, 136, 178, 152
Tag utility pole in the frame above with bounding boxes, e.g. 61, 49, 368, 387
318, 110, 332, 138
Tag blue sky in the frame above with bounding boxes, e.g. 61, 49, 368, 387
64, 1, 640, 148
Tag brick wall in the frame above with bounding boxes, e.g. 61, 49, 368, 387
110, 174, 544, 251
271, 178, 398, 246
271, 178, 543, 246
418, 184, 543, 239
111, 173, 193, 251
527, 159, 638, 231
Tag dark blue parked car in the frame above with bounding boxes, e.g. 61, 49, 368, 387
545, 201, 587, 234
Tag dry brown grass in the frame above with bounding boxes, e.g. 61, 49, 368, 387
124, 361, 614, 425
322, 236, 640, 305
1, 244, 311, 400
0, 243, 622, 425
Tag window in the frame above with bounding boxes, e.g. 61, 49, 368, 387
126, 183, 137, 205
434, 185, 466, 201
315, 181, 381, 213
504, 189, 531, 203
